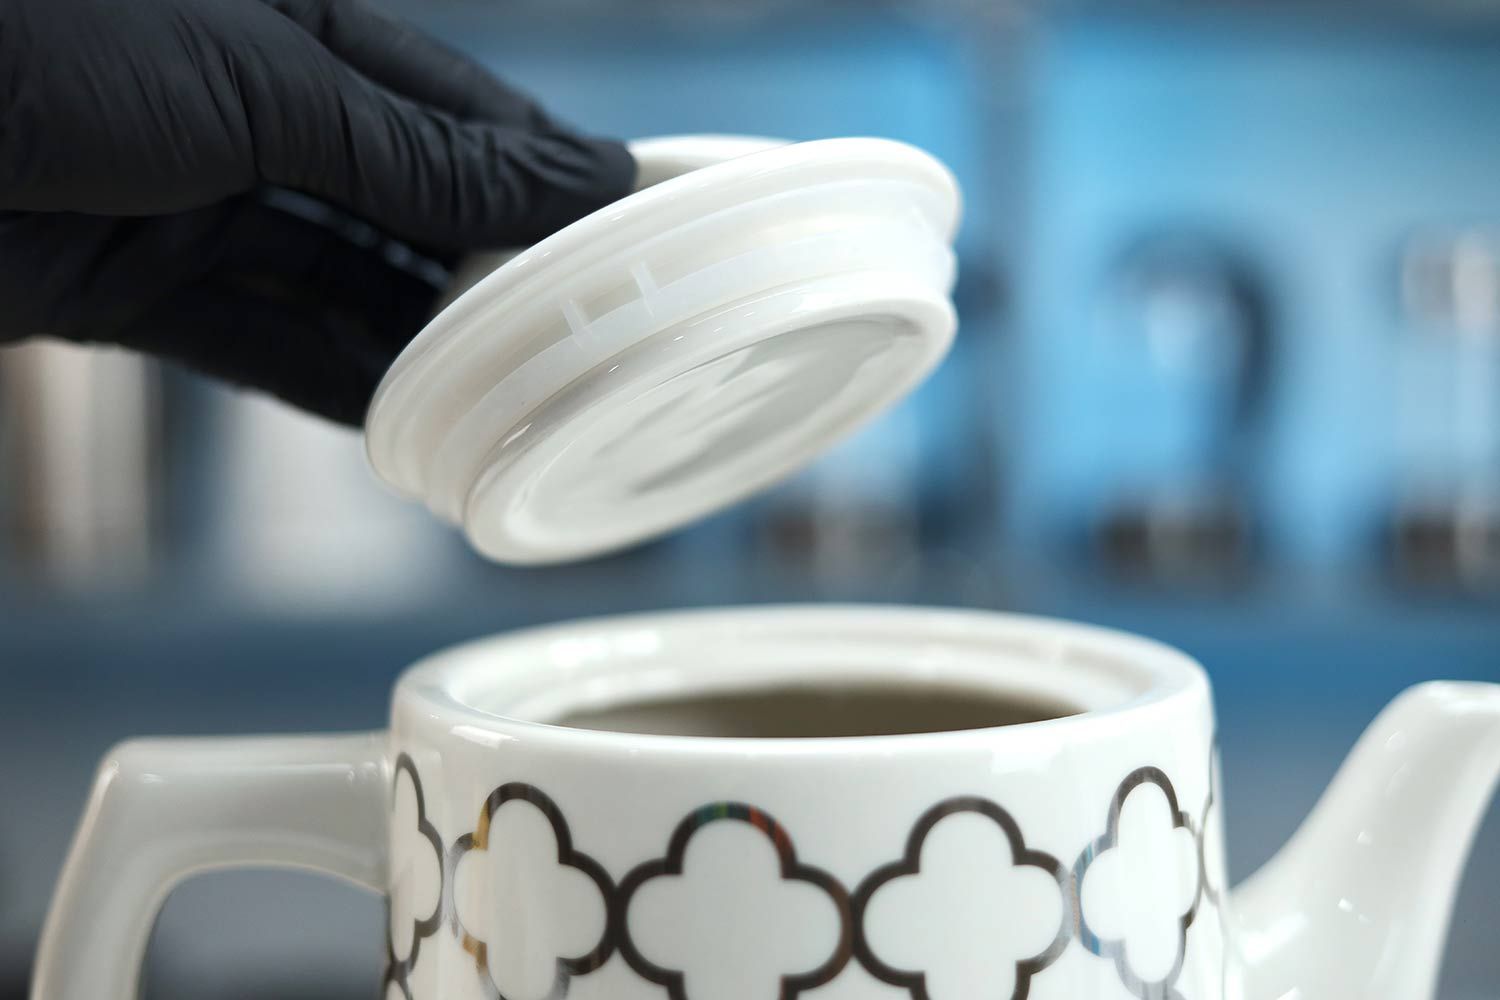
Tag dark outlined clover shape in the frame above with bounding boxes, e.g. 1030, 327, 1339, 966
448, 783, 614, 1000
1198, 738, 1223, 907
383, 962, 412, 1000
383, 754, 444, 1000
1074, 767, 1201, 1000
616, 802, 854, 1000
852, 797, 1070, 1000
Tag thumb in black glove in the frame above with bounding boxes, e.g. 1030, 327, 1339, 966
0, 0, 636, 425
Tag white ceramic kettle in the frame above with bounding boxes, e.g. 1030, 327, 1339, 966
28, 606, 1500, 1000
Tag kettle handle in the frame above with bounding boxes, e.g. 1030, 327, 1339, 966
30, 733, 389, 1000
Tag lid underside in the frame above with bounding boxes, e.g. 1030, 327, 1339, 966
365, 136, 962, 564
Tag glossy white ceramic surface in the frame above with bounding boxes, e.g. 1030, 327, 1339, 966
364, 136, 960, 564
31, 606, 1500, 1000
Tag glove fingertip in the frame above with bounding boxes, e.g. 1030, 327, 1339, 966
564, 134, 633, 203
487, 131, 637, 247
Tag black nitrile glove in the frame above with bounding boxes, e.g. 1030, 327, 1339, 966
0, 0, 635, 425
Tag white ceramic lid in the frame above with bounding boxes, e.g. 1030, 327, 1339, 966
365, 135, 961, 564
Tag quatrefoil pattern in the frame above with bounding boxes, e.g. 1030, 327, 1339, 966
448, 784, 614, 1000
1074, 767, 1202, 1000
852, 798, 1069, 1000
617, 803, 853, 1000
388, 756, 1225, 1000
382, 754, 443, 1000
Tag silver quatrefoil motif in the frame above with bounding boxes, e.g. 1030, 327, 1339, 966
393, 752, 1217, 1000
616, 803, 853, 1000
1075, 767, 1202, 1000
852, 797, 1070, 1000
449, 784, 614, 1000
383, 754, 443, 1000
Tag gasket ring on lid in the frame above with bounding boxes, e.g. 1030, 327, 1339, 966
461, 277, 954, 564
419, 200, 955, 524
364, 136, 962, 564
367, 141, 957, 499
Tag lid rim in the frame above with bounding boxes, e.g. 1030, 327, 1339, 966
461, 280, 957, 563
366, 139, 958, 449
364, 135, 963, 565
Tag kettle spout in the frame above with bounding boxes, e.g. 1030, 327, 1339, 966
1230, 681, 1500, 1000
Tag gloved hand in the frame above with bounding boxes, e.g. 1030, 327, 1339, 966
0, 0, 635, 425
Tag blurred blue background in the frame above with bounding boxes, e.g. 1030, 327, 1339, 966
2, 1, 1499, 997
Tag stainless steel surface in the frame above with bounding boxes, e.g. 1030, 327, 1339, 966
0, 343, 159, 590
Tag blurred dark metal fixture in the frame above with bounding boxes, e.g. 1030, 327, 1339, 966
755, 417, 923, 586
1394, 226, 1500, 591
0, 342, 162, 590
1096, 490, 1251, 586
1402, 226, 1500, 336
1091, 235, 1269, 583
1392, 493, 1500, 591
758, 501, 921, 584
